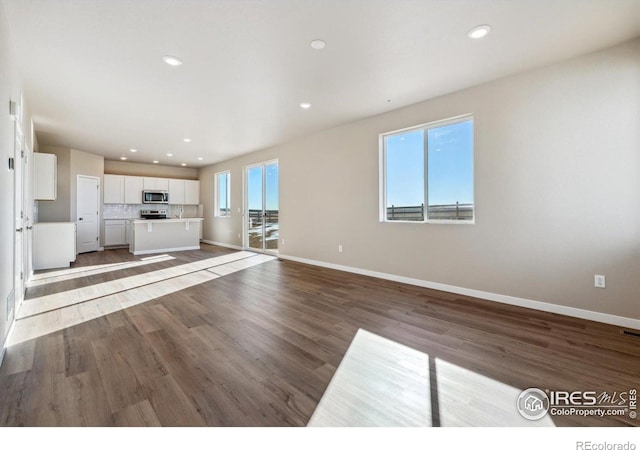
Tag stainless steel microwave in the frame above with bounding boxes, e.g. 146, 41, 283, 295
142, 190, 169, 204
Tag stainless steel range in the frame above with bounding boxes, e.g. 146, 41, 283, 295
140, 209, 168, 219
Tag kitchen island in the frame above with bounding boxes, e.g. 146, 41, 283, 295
129, 218, 204, 255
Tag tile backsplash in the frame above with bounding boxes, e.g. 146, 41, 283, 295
103, 204, 201, 219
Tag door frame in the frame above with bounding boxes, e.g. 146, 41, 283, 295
243, 159, 278, 254
11, 105, 25, 320
76, 174, 101, 254
24, 120, 35, 284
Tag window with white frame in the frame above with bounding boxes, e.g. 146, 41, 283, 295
215, 171, 231, 217
380, 115, 474, 223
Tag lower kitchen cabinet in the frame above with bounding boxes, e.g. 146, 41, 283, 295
33, 222, 76, 270
104, 219, 127, 246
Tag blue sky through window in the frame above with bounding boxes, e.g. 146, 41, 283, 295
386, 130, 424, 207
248, 163, 279, 211
265, 163, 279, 211
386, 120, 473, 208
217, 172, 228, 212
428, 120, 473, 205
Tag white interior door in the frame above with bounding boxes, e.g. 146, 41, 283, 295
12, 120, 24, 317
24, 121, 34, 285
77, 175, 100, 253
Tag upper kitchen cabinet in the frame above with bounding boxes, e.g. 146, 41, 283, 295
124, 176, 143, 204
34, 153, 57, 200
105, 175, 195, 205
103, 174, 124, 203
185, 180, 200, 205
143, 177, 169, 191
169, 179, 200, 205
168, 178, 185, 205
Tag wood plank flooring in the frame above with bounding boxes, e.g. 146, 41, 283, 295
308, 329, 555, 426
0, 244, 638, 426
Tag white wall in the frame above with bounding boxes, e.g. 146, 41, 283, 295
37, 146, 71, 222
38, 146, 105, 246
69, 149, 104, 223
0, 0, 34, 352
104, 160, 197, 179
38, 146, 104, 222
199, 38, 640, 322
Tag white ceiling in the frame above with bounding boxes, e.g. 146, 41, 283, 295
3, 0, 640, 168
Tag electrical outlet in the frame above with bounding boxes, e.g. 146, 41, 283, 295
594, 275, 606, 289
237, 233, 241, 239
281, 238, 285, 245
338, 244, 343, 253
237, 208, 241, 213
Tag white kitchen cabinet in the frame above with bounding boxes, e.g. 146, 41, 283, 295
104, 220, 127, 246
34, 153, 57, 200
125, 220, 132, 244
156, 178, 170, 191
103, 174, 124, 204
129, 218, 203, 255
106, 175, 192, 205
33, 222, 76, 270
168, 179, 199, 205
185, 180, 200, 205
143, 177, 169, 191
168, 179, 185, 205
124, 176, 143, 204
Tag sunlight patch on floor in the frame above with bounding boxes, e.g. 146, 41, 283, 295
20, 251, 257, 317
307, 329, 555, 427
27, 254, 175, 287
9, 252, 275, 346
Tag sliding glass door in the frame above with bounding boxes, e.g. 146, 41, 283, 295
246, 160, 279, 253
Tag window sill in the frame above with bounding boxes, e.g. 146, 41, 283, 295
380, 220, 475, 225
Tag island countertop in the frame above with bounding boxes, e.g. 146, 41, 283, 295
130, 218, 204, 224
129, 218, 204, 255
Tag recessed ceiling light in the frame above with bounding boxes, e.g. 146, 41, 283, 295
162, 55, 183, 66
181, 163, 187, 166
166, 153, 173, 157
183, 138, 192, 143
120, 156, 127, 161
153, 160, 159, 164
197, 157, 204, 161
467, 25, 491, 39
129, 148, 138, 153
300, 102, 312, 109
310, 39, 326, 50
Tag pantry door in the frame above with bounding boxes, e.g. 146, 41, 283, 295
76, 175, 100, 253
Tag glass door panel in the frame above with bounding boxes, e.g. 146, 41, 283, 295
246, 161, 279, 253
264, 163, 279, 252
247, 165, 263, 251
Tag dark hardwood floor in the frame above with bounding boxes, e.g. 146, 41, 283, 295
0, 244, 638, 426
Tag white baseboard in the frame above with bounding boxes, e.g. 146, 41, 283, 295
278, 254, 640, 331
133, 245, 200, 256
0, 317, 16, 369
201, 240, 244, 251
